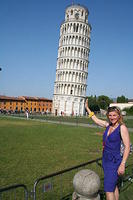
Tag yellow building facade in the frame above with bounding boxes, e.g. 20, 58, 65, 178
0, 95, 52, 113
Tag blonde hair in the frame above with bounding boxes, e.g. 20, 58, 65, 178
106, 106, 124, 125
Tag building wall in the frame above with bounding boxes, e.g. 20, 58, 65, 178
0, 96, 52, 113
110, 103, 133, 110
0, 98, 25, 112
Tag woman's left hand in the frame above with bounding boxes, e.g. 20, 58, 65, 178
117, 163, 125, 175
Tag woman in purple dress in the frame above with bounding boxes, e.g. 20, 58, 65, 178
85, 100, 130, 200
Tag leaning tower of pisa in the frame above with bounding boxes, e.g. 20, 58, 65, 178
53, 4, 91, 116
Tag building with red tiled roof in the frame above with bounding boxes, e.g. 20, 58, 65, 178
0, 95, 52, 113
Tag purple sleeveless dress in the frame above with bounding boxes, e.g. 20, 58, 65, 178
102, 124, 122, 192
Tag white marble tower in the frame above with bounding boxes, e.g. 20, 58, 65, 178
53, 4, 91, 116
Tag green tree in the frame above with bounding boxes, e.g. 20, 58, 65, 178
117, 95, 128, 103
86, 95, 100, 112
97, 95, 113, 110
124, 106, 133, 115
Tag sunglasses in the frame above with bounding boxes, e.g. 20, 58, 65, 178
107, 106, 121, 113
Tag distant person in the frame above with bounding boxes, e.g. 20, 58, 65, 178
25, 109, 29, 120
85, 99, 130, 200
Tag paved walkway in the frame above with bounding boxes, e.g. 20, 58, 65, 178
30, 117, 133, 132
1, 114, 133, 132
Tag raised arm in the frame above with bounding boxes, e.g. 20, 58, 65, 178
85, 99, 108, 128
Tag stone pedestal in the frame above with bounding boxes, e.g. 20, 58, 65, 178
72, 169, 100, 200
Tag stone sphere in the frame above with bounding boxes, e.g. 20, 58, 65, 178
73, 169, 100, 198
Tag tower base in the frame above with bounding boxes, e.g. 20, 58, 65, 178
52, 95, 85, 116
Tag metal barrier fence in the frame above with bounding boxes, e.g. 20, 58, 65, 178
0, 157, 103, 200
32, 157, 103, 200
0, 184, 28, 200
118, 163, 133, 192
0, 157, 133, 200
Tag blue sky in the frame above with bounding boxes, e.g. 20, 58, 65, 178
0, 0, 133, 99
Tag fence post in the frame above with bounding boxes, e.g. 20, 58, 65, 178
72, 169, 101, 200
33, 181, 37, 200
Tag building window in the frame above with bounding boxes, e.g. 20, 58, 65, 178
76, 24, 79, 32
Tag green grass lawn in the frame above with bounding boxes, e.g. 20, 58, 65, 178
0, 117, 103, 187
0, 116, 133, 199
